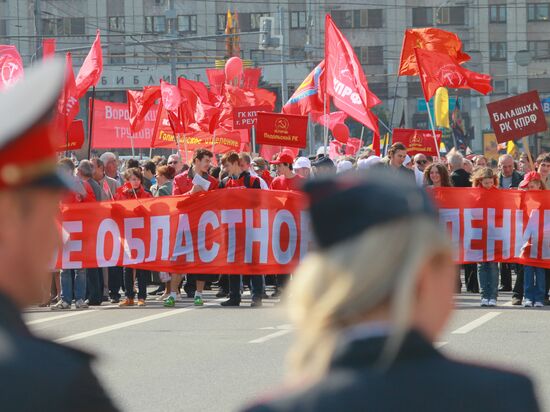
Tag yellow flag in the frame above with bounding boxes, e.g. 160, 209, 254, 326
507, 140, 517, 157
435, 88, 450, 129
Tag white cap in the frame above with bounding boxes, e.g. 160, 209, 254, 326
357, 155, 381, 170
316, 146, 329, 156
294, 156, 311, 169
336, 160, 353, 173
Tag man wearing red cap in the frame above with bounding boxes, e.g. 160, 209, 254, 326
270, 153, 304, 191
0, 60, 117, 410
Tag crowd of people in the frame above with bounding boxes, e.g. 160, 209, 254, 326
47, 143, 550, 311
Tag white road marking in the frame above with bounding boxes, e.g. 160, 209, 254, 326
249, 329, 292, 344
55, 298, 225, 344
26, 310, 96, 325
451, 312, 501, 334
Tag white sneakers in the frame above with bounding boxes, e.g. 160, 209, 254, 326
524, 299, 533, 307
480, 299, 496, 307
534, 301, 544, 308
488, 299, 497, 307
75, 299, 89, 309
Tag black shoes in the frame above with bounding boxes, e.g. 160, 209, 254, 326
221, 298, 241, 307
499, 286, 512, 292
216, 290, 229, 298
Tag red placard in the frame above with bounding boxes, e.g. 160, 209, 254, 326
392, 128, 441, 156
486, 90, 548, 143
256, 112, 308, 148
57, 119, 85, 152
233, 105, 271, 130
91, 99, 157, 149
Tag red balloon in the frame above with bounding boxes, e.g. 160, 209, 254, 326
225, 57, 243, 83
332, 123, 350, 143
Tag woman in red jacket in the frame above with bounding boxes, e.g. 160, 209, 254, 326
115, 168, 152, 307
114, 167, 153, 201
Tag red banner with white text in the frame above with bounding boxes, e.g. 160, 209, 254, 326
432, 187, 550, 267
57, 187, 550, 273
57, 189, 310, 274
91, 99, 157, 149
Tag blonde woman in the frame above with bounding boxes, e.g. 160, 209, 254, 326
243, 170, 539, 412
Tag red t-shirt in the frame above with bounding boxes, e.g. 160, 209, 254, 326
270, 174, 304, 191
173, 169, 219, 195
62, 179, 96, 203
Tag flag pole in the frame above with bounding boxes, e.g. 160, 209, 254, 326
388, 77, 400, 129
65, 131, 69, 157
211, 129, 216, 155
130, 135, 135, 158
251, 126, 256, 154
522, 136, 535, 170
425, 99, 441, 160
87, 86, 96, 159
359, 126, 365, 150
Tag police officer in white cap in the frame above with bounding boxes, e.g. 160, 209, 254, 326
0, 60, 118, 411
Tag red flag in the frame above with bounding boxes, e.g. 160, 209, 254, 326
0, 45, 24, 90
260, 145, 299, 162
56, 53, 80, 136
127, 86, 160, 133
206, 68, 226, 95
178, 78, 221, 134
282, 60, 325, 116
242, 68, 262, 89
75, 30, 103, 98
42, 39, 56, 60
371, 118, 381, 156
345, 137, 361, 156
399, 28, 470, 76
415, 48, 492, 102
161, 80, 185, 133
324, 15, 381, 134
310, 111, 347, 131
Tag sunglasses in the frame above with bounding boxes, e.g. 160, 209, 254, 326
416, 160, 427, 165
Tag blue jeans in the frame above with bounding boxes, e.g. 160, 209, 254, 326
60, 269, 87, 304
477, 262, 498, 300
524, 266, 546, 303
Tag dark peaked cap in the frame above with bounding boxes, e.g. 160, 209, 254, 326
303, 169, 438, 250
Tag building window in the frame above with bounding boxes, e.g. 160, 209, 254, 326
177, 15, 197, 33
436, 6, 465, 25
108, 16, 125, 32
144, 16, 166, 33
331, 10, 353, 28
290, 11, 307, 29
412, 7, 433, 27
354, 46, 384, 65
489, 5, 507, 23
290, 47, 305, 60
250, 49, 265, 62
217, 14, 227, 33
331, 9, 384, 29
528, 40, 550, 59
528, 3, 550, 21
249, 12, 269, 31
177, 51, 192, 63
42, 17, 85, 36
109, 53, 125, 64
490, 42, 507, 61
493, 79, 508, 94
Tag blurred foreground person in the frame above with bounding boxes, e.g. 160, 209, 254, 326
0, 61, 117, 410
243, 170, 539, 412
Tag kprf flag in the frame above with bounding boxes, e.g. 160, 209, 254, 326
398, 28, 470, 76
415, 48, 492, 102
75, 30, 103, 98
0, 45, 24, 90
324, 15, 380, 135
178, 77, 221, 134
282, 60, 325, 115
435, 87, 450, 129
127, 86, 161, 133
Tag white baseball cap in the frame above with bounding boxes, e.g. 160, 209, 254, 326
336, 160, 353, 173
294, 157, 311, 169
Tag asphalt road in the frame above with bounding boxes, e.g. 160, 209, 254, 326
25, 289, 550, 412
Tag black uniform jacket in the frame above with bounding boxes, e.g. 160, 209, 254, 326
243, 329, 539, 412
0, 293, 119, 412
